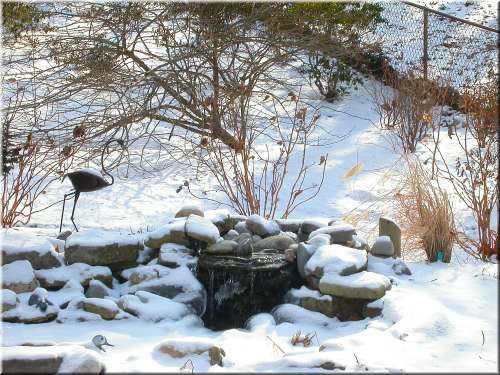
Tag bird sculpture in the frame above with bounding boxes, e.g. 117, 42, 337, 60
10, 335, 115, 353
59, 138, 125, 233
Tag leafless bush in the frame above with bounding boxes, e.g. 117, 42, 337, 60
395, 157, 456, 262
435, 75, 498, 261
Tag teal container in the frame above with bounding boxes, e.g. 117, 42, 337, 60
437, 251, 444, 262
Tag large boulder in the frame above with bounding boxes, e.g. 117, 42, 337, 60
2, 260, 39, 293
35, 263, 112, 289
1, 230, 63, 270
253, 234, 296, 252
319, 271, 391, 300
379, 217, 401, 258
246, 215, 280, 238
2, 345, 105, 373
65, 229, 142, 272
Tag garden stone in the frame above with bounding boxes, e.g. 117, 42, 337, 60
85, 279, 112, 299
82, 298, 119, 320
246, 214, 280, 238
298, 219, 326, 241
392, 259, 412, 275
234, 221, 250, 235
362, 298, 384, 318
35, 263, 113, 289
309, 223, 356, 245
371, 236, 395, 257
158, 243, 197, 269
223, 229, 239, 241
118, 292, 190, 322
379, 217, 401, 257
2, 231, 62, 270
2, 289, 18, 312
296, 234, 330, 280
175, 205, 204, 218
2, 260, 39, 293
206, 240, 238, 255
275, 219, 302, 233
253, 234, 296, 252
319, 271, 391, 300
65, 229, 142, 272
185, 214, 221, 244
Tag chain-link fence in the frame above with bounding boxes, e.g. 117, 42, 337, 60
365, 1, 498, 94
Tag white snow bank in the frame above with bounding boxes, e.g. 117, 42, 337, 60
1, 229, 57, 254
2, 260, 36, 284
66, 228, 142, 248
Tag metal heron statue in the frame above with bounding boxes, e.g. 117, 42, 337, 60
59, 138, 126, 233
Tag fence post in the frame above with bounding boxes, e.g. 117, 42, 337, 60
423, 8, 428, 80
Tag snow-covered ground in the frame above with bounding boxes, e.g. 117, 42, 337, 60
2, 2, 498, 373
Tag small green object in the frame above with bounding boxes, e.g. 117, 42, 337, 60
437, 251, 444, 262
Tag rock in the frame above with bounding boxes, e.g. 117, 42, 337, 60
158, 243, 197, 269
65, 229, 142, 272
2, 260, 39, 293
208, 346, 226, 366
309, 223, 356, 245
284, 286, 337, 317
379, 217, 401, 258
122, 264, 169, 285
125, 266, 207, 316
271, 303, 332, 326
233, 233, 261, 256
49, 280, 85, 308
296, 234, 330, 279
319, 271, 391, 300
305, 244, 368, 284
2, 289, 18, 312
1, 231, 63, 270
118, 291, 190, 322
371, 236, 395, 257
85, 279, 112, 299
56, 230, 72, 241
223, 229, 239, 241
206, 240, 239, 255
352, 235, 370, 251
2, 292, 59, 324
246, 214, 280, 237
318, 362, 346, 371
234, 221, 250, 235
392, 259, 412, 275
206, 210, 243, 235
253, 234, 296, 252
285, 247, 296, 263
175, 205, 204, 218
275, 219, 302, 233
185, 214, 221, 244
136, 246, 159, 265
2, 345, 105, 373
362, 298, 384, 318
35, 263, 113, 289
298, 219, 326, 241
82, 298, 119, 320
144, 221, 183, 249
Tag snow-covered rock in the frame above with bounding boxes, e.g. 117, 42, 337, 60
271, 303, 333, 326
305, 244, 368, 279
1, 230, 63, 270
158, 243, 197, 268
175, 204, 204, 218
309, 223, 356, 245
223, 229, 239, 241
379, 217, 401, 258
2, 260, 39, 293
185, 214, 221, 244
275, 218, 303, 233
3, 292, 59, 323
206, 240, 238, 255
253, 234, 296, 252
246, 214, 280, 238
82, 298, 120, 320
234, 221, 250, 234
155, 337, 225, 366
85, 279, 113, 299
65, 229, 142, 271
319, 271, 392, 300
2, 345, 105, 373
47, 279, 85, 308
35, 263, 112, 289
370, 235, 395, 257
284, 286, 336, 317
2, 289, 18, 311
118, 291, 190, 322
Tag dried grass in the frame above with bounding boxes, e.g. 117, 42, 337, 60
395, 157, 456, 262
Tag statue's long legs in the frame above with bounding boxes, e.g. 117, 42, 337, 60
59, 191, 76, 233
70, 191, 80, 232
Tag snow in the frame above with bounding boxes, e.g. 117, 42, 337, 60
305, 244, 367, 276
34, 263, 111, 285
1, 229, 57, 255
288, 286, 332, 302
119, 291, 190, 322
185, 215, 220, 243
83, 297, 119, 312
2, 260, 36, 284
2, 289, 18, 305
66, 229, 142, 248
320, 270, 391, 291
308, 223, 355, 239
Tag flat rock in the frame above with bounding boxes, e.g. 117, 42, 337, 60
246, 215, 280, 238
175, 205, 204, 218
206, 240, 239, 255
2, 260, 39, 293
35, 263, 112, 289
309, 223, 356, 245
253, 234, 296, 252
2, 345, 105, 373
158, 243, 197, 269
1, 230, 63, 270
82, 298, 119, 320
65, 229, 142, 271
305, 244, 368, 278
118, 291, 190, 322
319, 271, 391, 300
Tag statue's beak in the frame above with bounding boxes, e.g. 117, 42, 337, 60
104, 339, 114, 347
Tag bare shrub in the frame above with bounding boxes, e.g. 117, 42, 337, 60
395, 157, 456, 262
435, 74, 498, 261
